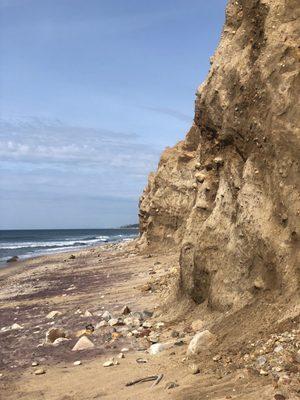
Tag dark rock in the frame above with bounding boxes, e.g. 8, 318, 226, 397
7, 256, 19, 263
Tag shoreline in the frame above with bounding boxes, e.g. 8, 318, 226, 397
0, 234, 138, 268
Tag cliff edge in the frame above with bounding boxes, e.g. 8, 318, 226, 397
139, 0, 300, 311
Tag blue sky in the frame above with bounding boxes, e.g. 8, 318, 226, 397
0, 0, 227, 229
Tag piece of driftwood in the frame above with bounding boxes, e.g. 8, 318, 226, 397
125, 374, 164, 387
151, 374, 164, 387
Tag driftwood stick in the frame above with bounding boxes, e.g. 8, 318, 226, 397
125, 375, 158, 387
151, 373, 164, 387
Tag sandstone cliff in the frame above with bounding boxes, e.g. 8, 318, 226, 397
139, 0, 300, 311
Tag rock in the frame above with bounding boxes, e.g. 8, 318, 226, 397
142, 310, 153, 318
7, 256, 19, 263
31, 361, 39, 367
73, 360, 82, 366
212, 355, 222, 362
274, 345, 284, 353
191, 319, 204, 332
149, 342, 173, 355
83, 310, 93, 317
103, 360, 114, 367
165, 382, 179, 389
95, 321, 107, 329
187, 330, 216, 356
254, 277, 265, 290
11, 323, 23, 330
274, 394, 286, 400
190, 363, 200, 374
69, 255, 76, 259
46, 328, 67, 344
124, 317, 141, 327
136, 358, 147, 363
259, 369, 268, 376
46, 311, 62, 319
108, 318, 119, 326
257, 356, 267, 366
52, 337, 70, 346
121, 305, 131, 315
195, 172, 206, 183
171, 330, 180, 338
121, 347, 129, 352
72, 336, 95, 351
117, 352, 125, 359
155, 322, 165, 329
142, 321, 152, 328
34, 368, 46, 375
102, 311, 112, 321
148, 333, 160, 343
295, 350, 300, 363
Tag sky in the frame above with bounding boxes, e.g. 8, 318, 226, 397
0, 0, 227, 229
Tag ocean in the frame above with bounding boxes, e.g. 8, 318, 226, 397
0, 228, 139, 265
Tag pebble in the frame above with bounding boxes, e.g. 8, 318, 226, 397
256, 356, 267, 366
46, 311, 62, 319
121, 305, 131, 315
83, 310, 93, 317
34, 368, 46, 375
72, 336, 95, 351
165, 382, 179, 389
149, 342, 173, 355
73, 361, 82, 366
11, 323, 23, 330
31, 361, 39, 367
136, 358, 147, 364
121, 347, 129, 352
102, 311, 112, 321
117, 353, 125, 359
108, 318, 119, 326
95, 321, 107, 329
259, 369, 268, 376
191, 319, 204, 332
103, 360, 114, 367
190, 364, 200, 374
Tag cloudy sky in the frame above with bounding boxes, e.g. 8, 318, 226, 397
0, 0, 227, 229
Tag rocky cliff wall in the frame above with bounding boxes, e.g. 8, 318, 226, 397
139, 0, 300, 311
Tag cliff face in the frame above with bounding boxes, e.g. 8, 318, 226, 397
139, 0, 300, 311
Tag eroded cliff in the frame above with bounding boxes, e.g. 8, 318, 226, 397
139, 0, 300, 311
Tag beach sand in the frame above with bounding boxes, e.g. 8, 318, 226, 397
0, 241, 277, 399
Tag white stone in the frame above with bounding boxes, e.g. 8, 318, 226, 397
103, 359, 114, 367
187, 330, 216, 356
52, 337, 70, 346
95, 321, 107, 329
34, 368, 46, 375
191, 320, 204, 331
11, 323, 23, 330
108, 318, 119, 326
72, 336, 95, 351
46, 311, 62, 319
121, 347, 129, 352
102, 311, 111, 321
73, 360, 82, 366
84, 310, 93, 317
149, 342, 173, 355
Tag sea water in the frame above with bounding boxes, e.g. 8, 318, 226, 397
0, 228, 139, 265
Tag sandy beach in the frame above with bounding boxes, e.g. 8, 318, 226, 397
1, 241, 299, 399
